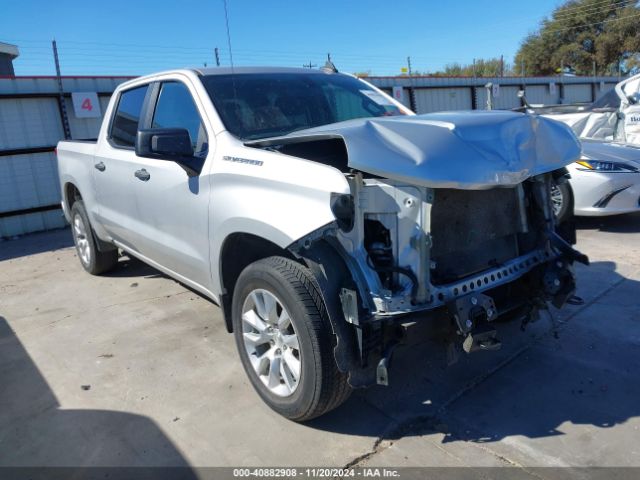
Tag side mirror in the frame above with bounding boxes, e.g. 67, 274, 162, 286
136, 128, 194, 159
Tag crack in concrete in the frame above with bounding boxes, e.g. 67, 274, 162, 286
342, 276, 628, 469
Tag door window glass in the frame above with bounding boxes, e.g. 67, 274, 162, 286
152, 82, 208, 156
110, 85, 148, 147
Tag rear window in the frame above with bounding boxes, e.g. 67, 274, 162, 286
110, 85, 149, 147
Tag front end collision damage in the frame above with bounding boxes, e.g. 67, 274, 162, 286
245, 111, 587, 388
288, 171, 589, 389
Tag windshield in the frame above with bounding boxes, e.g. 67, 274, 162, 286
201, 72, 404, 140
590, 88, 620, 110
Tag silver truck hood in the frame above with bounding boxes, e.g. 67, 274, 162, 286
250, 111, 581, 189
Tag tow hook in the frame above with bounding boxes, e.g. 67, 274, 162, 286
448, 293, 502, 354
376, 342, 398, 386
543, 260, 578, 308
462, 325, 502, 353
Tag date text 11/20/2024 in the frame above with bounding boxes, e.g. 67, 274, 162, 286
232, 468, 400, 478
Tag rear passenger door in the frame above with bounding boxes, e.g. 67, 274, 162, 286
93, 84, 150, 250
129, 80, 214, 290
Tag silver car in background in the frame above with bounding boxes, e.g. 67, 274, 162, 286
552, 140, 640, 220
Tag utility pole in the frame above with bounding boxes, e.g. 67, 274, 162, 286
521, 60, 525, 77
500, 54, 504, 77
406, 56, 417, 112
52, 39, 71, 140
303, 61, 317, 69
618, 59, 622, 80
592, 60, 596, 77
214, 47, 220, 67
472, 58, 477, 78
485, 83, 493, 110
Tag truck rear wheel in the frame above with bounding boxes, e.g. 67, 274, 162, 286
70, 200, 118, 275
232, 256, 351, 421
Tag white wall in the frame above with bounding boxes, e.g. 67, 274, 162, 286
0, 76, 130, 238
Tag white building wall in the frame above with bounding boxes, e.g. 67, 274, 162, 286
0, 74, 626, 237
0, 76, 131, 238
366, 75, 619, 113
414, 87, 472, 113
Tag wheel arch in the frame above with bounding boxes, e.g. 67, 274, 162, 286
64, 182, 83, 216
218, 232, 296, 333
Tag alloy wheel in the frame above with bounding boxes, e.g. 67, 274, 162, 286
550, 182, 564, 217
241, 288, 301, 397
72, 213, 91, 266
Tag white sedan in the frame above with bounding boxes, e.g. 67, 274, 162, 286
552, 139, 640, 221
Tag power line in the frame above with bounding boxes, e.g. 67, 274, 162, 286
545, 10, 640, 33
551, 0, 636, 19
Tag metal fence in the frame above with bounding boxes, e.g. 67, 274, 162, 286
0, 73, 623, 238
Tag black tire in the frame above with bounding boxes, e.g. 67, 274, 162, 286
232, 256, 351, 421
550, 180, 573, 224
70, 200, 118, 275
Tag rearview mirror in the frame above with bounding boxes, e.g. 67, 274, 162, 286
136, 128, 194, 159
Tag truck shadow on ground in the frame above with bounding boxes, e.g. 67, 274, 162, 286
0, 316, 196, 474
309, 258, 640, 447
105, 254, 168, 280
0, 228, 73, 262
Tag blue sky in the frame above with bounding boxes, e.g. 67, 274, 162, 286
2, 0, 562, 76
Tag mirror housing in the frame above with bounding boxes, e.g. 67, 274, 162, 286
136, 128, 194, 158
135, 128, 204, 177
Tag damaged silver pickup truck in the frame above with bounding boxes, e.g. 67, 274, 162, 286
57, 66, 588, 421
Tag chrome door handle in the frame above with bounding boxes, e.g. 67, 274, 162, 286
94, 162, 106, 172
134, 169, 151, 181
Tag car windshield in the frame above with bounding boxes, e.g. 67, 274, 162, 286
590, 88, 620, 110
201, 72, 404, 140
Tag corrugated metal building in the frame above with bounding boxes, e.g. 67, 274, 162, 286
0, 72, 623, 238
0, 76, 132, 238
367, 75, 618, 112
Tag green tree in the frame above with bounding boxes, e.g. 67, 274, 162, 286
515, 0, 640, 76
429, 58, 512, 77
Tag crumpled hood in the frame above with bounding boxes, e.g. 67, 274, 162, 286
252, 110, 582, 189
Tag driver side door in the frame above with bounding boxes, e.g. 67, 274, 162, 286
130, 79, 214, 292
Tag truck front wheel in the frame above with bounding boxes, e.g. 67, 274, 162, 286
70, 200, 118, 275
231, 256, 351, 421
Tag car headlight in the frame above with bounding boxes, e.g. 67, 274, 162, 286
575, 159, 639, 172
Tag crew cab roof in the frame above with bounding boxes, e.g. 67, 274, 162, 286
193, 66, 336, 76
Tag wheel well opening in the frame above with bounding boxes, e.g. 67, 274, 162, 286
65, 183, 82, 210
219, 233, 294, 332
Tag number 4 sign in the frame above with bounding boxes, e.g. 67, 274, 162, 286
71, 92, 101, 118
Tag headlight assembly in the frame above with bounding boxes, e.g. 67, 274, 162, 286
575, 159, 639, 172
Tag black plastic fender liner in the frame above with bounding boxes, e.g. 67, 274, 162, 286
294, 239, 380, 388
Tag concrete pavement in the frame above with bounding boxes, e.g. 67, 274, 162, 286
1, 214, 639, 471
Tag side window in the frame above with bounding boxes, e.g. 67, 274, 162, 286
152, 82, 208, 157
110, 85, 148, 147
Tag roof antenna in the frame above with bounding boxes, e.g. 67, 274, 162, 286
322, 53, 338, 73
223, 0, 238, 102
223, 0, 235, 70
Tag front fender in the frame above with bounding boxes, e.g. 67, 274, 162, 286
208, 148, 351, 295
